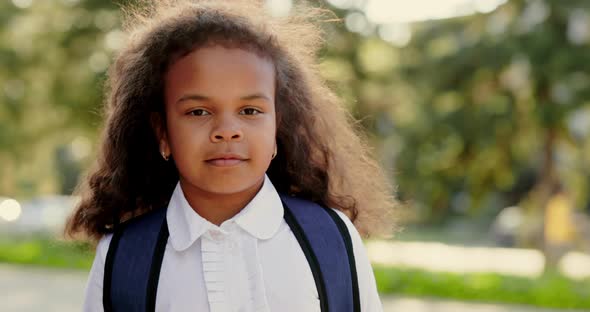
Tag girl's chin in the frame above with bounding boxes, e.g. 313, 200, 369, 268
187, 178, 263, 195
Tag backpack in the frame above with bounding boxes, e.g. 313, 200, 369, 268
102, 193, 360, 312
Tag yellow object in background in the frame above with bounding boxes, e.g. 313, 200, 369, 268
544, 193, 576, 244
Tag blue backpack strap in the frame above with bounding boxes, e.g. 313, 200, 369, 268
103, 207, 169, 312
279, 193, 361, 312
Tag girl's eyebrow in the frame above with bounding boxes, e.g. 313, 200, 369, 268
176, 93, 272, 104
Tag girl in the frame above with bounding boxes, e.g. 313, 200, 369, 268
65, 0, 396, 311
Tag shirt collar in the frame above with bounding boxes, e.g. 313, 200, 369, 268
166, 174, 284, 252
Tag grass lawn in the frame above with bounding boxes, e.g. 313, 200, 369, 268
0, 236, 94, 270
1, 236, 589, 309
373, 265, 590, 310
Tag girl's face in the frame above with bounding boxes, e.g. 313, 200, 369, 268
161, 45, 276, 196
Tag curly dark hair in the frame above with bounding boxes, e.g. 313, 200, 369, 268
64, 0, 397, 243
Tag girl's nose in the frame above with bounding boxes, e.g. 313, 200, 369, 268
210, 116, 243, 143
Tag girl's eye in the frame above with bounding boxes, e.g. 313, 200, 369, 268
188, 109, 210, 116
240, 108, 262, 115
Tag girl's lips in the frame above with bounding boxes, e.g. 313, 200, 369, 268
205, 158, 244, 167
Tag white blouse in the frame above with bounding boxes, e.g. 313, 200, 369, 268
83, 174, 383, 312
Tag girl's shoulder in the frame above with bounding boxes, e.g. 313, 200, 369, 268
328, 207, 364, 248
95, 233, 114, 265
93, 208, 363, 260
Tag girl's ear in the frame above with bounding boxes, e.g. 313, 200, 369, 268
150, 112, 170, 158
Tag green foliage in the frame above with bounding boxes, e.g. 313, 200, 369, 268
320, 0, 590, 223
0, 0, 124, 195
392, 0, 590, 220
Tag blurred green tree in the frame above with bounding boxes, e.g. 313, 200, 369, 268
322, 0, 590, 253
0, 0, 122, 196
396, 0, 590, 231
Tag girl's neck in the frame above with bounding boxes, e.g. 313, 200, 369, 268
179, 177, 265, 226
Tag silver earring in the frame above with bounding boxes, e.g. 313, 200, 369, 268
161, 151, 169, 161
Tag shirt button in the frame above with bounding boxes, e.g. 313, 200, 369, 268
221, 221, 236, 231
209, 230, 224, 241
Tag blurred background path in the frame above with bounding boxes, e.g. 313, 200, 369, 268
1, 263, 587, 312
